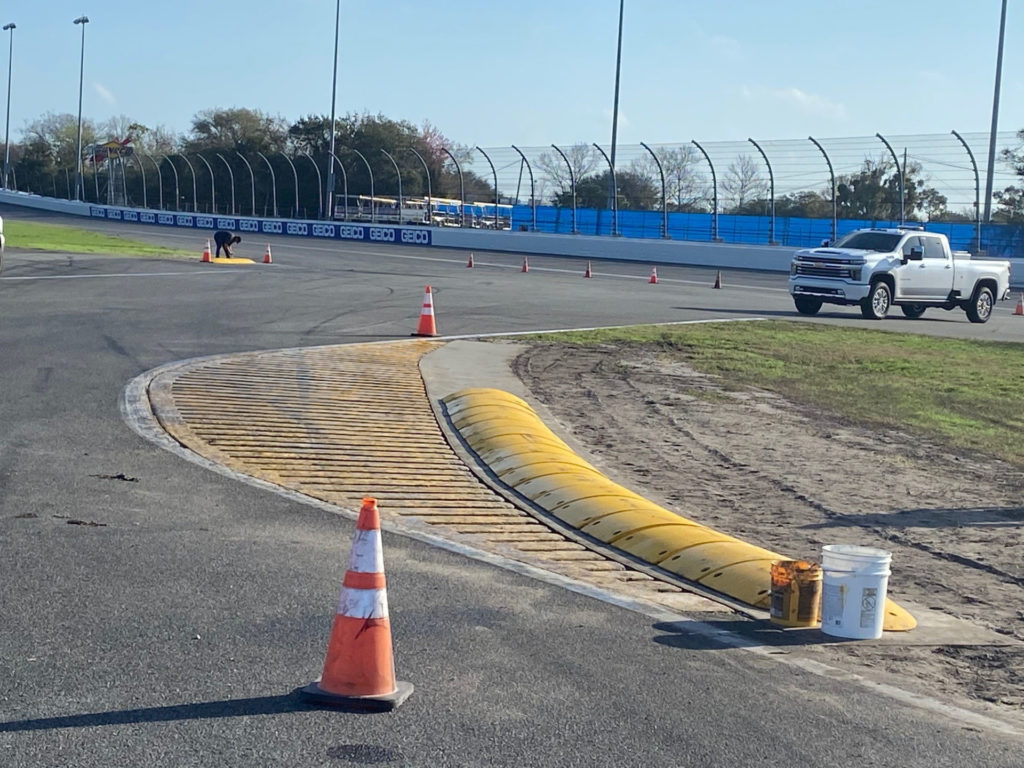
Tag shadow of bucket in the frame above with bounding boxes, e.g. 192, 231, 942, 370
769, 560, 822, 628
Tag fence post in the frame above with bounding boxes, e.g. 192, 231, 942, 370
640, 141, 668, 239
809, 136, 836, 243
551, 144, 577, 234
692, 140, 718, 241
951, 130, 982, 254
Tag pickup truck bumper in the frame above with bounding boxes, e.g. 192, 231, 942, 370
789, 278, 871, 303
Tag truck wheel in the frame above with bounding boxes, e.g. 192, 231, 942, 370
793, 296, 822, 316
860, 281, 891, 319
966, 286, 994, 324
900, 304, 927, 319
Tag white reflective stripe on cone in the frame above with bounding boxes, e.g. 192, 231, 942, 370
339, 586, 389, 619
348, 529, 384, 573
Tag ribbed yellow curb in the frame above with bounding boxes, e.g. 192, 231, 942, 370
206, 256, 255, 264
444, 387, 916, 631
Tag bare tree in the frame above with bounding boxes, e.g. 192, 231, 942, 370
722, 153, 763, 211
536, 142, 600, 196
632, 145, 708, 211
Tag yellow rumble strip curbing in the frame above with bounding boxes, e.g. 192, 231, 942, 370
442, 387, 916, 632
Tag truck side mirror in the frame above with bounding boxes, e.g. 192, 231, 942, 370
820, 239, 831, 247
908, 246, 924, 261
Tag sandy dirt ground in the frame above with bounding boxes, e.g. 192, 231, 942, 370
510, 341, 1024, 720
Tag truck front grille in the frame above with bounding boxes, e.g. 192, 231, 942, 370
795, 262, 856, 279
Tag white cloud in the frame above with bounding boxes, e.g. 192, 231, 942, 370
741, 86, 847, 122
93, 82, 116, 105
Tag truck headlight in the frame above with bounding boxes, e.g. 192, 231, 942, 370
790, 262, 798, 276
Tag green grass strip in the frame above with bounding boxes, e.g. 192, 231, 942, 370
4, 219, 188, 257
515, 321, 1024, 467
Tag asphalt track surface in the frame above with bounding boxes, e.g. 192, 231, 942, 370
2, 207, 1022, 767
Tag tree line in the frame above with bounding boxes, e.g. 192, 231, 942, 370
5, 107, 1024, 223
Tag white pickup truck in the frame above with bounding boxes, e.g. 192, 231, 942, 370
788, 226, 1011, 323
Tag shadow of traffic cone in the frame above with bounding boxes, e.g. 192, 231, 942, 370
466, 252, 475, 268
299, 498, 413, 711
263, 244, 273, 264
1015, 294, 1024, 316
649, 267, 658, 284
584, 261, 592, 278
713, 270, 723, 289
413, 285, 438, 337
201, 240, 212, 263
522, 255, 530, 273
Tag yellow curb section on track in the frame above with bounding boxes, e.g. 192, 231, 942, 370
443, 387, 917, 632
207, 257, 255, 264
146, 340, 715, 614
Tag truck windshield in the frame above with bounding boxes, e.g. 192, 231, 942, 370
831, 232, 902, 252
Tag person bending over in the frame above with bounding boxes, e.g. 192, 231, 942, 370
213, 230, 241, 258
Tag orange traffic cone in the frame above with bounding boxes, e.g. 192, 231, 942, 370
649, 267, 658, 284
1015, 294, 1024, 316
413, 285, 438, 337
263, 244, 273, 264
299, 498, 413, 711
584, 261, 592, 278
521, 255, 530, 273
713, 270, 723, 289
201, 240, 212, 263
466, 252, 475, 268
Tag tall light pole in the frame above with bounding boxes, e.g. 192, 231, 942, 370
325, 0, 340, 219
608, 0, 624, 210
73, 15, 89, 201
983, 0, 1008, 224
2, 23, 14, 190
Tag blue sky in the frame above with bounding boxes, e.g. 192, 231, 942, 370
6, 0, 1023, 149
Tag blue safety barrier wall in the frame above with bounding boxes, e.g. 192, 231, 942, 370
511, 204, 1024, 259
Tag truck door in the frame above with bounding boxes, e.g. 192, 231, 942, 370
894, 236, 922, 297
916, 235, 953, 299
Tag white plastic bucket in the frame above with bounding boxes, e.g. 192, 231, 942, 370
820, 544, 892, 640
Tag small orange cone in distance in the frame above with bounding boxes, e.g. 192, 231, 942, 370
649, 267, 658, 284
466, 252, 475, 268
522, 255, 530, 273
263, 244, 273, 264
1015, 294, 1024, 316
584, 261, 592, 278
299, 498, 413, 711
201, 240, 212, 263
413, 285, 438, 337
713, 270, 723, 289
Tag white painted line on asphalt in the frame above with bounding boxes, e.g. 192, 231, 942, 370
0, 270, 249, 281
121, 338, 1023, 739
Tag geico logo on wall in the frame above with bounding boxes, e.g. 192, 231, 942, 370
368, 227, 395, 242
286, 223, 308, 235
108, 209, 122, 220
176, 215, 194, 227
217, 218, 236, 230
262, 221, 283, 234
123, 210, 138, 221
312, 224, 335, 238
90, 207, 106, 218
140, 212, 156, 223
239, 220, 259, 232
338, 225, 365, 240
400, 229, 430, 245
196, 216, 215, 229
158, 213, 175, 225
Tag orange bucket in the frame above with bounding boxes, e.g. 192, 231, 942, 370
770, 560, 822, 628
